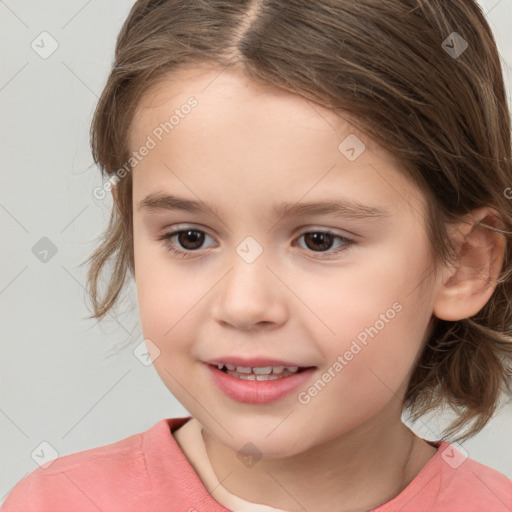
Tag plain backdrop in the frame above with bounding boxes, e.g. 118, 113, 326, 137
1, 0, 512, 505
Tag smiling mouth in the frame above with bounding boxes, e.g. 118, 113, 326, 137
213, 363, 312, 381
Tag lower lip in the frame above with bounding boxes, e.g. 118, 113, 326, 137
206, 364, 316, 404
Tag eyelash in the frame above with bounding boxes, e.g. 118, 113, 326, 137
156, 227, 356, 259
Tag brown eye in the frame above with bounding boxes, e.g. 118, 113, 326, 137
157, 227, 355, 260
296, 230, 355, 258
157, 228, 215, 257
175, 230, 205, 250
303, 232, 335, 252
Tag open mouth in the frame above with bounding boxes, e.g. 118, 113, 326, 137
212, 363, 312, 381
206, 362, 317, 403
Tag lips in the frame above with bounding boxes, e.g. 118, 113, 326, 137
206, 363, 317, 403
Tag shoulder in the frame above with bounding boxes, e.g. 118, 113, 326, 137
1, 417, 192, 512
433, 442, 512, 511
377, 441, 512, 512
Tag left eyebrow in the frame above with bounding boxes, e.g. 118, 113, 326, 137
271, 199, 390, 221
137, 192, 390, 221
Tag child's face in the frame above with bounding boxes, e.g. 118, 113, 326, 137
129, 65, 440, 457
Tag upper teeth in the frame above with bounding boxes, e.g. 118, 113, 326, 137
216, 364, 299, 374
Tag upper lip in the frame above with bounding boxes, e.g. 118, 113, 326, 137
205, 357, 315, 368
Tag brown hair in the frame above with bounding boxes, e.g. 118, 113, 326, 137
84, 0, 512, 443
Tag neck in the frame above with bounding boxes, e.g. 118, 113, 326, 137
200, 407, 434, 512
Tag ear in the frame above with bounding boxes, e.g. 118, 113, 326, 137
432, 207, 506, 321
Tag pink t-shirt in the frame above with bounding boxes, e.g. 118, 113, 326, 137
2, 416, 511, 511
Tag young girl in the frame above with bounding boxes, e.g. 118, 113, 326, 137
3, 0, 512, 510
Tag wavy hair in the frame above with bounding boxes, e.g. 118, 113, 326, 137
84, 0, 512, 443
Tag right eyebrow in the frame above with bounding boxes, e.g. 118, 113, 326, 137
138, 192, 222, 216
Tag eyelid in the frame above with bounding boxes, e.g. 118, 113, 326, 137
157, 224, 357, 260
159, 224, 357, 241
160, 223, 216, 238
294, 225, 358, 238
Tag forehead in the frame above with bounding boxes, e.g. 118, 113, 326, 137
130, 65, 384, 155
128, 64, 427, 221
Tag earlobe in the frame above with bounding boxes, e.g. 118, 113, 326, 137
432, 207, 506, 322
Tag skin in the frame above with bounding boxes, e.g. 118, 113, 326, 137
119, 64, 505, 511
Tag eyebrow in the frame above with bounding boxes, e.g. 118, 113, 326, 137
138, 192, 390, 221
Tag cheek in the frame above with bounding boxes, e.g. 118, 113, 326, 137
134, 237, 189, 346
303, 240, 433, 393
133, 245, 208, 401
295, 293, 430, 441
134, 240, 224, 382
304, 249, 428, 346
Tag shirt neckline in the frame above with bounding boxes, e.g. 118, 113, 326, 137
144, 417, 445, 512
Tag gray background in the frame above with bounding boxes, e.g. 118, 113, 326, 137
1, 0, 512, 505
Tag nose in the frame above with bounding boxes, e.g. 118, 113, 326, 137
211, 247, 288, 331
